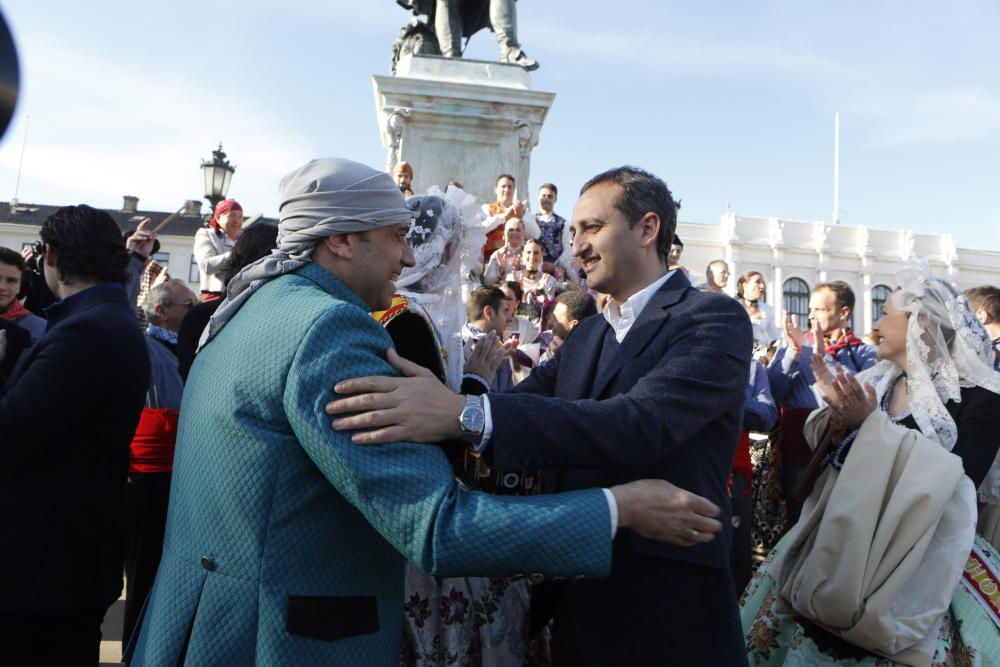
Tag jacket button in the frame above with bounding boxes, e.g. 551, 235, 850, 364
200, 556, 214, 571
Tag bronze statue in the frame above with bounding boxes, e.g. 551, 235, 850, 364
395, 0, 539, 71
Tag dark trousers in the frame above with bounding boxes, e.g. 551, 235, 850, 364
0, 610, 104, 665
781, 462, 806, 526
730, 473, 754, 596
122, 472, 172, 651
544, 554, 748, 667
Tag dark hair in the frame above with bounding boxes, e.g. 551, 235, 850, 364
496, 174, 515, 186
556, 290, 597, 322
502, 280, 523, 303
815, 280, 856, 314
579, 166, 677, 263
735, 271, 765, 300
0, 246, 26, 271
39, 205, 129, 284
221, 223, 279, 285
539, 182, 558, 195
965, 286, 1000, 322
523, 238, 544, 251
466, 286, 506, 321
672, 234, 683, 248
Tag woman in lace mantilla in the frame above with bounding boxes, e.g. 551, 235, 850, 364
740, 259, 1000, 667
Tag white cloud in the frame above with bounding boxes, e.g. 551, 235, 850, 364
0, 36, 315, 214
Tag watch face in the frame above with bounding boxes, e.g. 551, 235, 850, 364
461, 408, 485, 433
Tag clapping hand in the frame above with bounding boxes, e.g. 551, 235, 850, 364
783, 310, 805, 352
810, 356, 877, 431
463, 330, 506, 383
812, 319, 826, 357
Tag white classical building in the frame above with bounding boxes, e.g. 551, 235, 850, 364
677, 213, 1000, 334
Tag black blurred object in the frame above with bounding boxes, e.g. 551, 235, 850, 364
0, 319, 31, 381
24, 240, 44, 274
19, 241, 56, 314
0, 8, 20, 141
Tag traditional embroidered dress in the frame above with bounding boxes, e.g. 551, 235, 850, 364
534, 211, 566, 265
507, 269, 556, 322
380, 193, 548, 667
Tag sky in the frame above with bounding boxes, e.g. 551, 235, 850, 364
0, 1, 998, 250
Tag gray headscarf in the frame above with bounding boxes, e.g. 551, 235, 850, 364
197, 158, 413, 350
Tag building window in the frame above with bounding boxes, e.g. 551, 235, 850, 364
783, 278, 810, 320
189, 256, 200, 284
872, 284, 891, 325
152, 251, 170, 268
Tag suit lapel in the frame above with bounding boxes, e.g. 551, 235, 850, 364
565, 319, 608, 400
589, 272, 692, 399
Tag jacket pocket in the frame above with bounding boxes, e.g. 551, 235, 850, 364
285, 595, 379, 641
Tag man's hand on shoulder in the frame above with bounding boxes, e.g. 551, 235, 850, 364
327, 348, 465, 444
610, 480, 722, 547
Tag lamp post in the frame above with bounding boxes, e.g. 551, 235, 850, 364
201, 143, 235, 220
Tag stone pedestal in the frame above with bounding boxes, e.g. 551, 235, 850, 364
372, 54, 555, 205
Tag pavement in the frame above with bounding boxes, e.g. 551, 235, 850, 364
99, 594, 125, 666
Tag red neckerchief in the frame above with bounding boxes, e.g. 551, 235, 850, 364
0, 299, 33, 322
825, 330, 864, 355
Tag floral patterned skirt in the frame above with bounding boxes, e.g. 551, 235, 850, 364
401, 563, 549, 667
749, 432, 787, 564
740, 535, 1000, 666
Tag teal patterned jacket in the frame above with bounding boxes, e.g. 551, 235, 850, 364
127, 263, 611, 666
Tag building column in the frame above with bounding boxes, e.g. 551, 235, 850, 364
860, 267, 873, 334
772, 253, 784, 317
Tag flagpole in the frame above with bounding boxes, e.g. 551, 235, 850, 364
833, 112, 840, 225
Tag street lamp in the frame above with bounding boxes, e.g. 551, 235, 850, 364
201, 142, 236, 217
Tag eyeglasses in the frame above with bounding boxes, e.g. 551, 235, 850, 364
165, 300, 196, 309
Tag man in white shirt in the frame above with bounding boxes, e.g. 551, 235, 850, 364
327, 165, 753, 666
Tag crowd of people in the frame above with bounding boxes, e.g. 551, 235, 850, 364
1, 156, 999, 666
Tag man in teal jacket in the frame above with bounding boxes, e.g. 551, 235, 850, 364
127, 158, 722, 666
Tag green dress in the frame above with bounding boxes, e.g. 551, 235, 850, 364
742, 531, 1000, 666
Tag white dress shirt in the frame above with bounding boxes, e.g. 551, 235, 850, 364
602, 270, 676, 343
477, 270, 677, 537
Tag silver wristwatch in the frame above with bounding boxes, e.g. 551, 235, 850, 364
458, 394, 486, 444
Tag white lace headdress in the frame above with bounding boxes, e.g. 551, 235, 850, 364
395, 186, 486, 390
854, 258, 1000, 504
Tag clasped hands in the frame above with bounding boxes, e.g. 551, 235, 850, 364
324, 348, 724, 547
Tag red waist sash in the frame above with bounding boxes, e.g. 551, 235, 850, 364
129, 407, 179, 474
730, 431, 753, 494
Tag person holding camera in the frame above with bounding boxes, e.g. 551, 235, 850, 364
0, 246, 46, 342
0, 205, 150, 665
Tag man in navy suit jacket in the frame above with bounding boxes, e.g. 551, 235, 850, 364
330, 166, 752, 666
0, 205, 150, 665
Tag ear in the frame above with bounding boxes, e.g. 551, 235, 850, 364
44, 244, 57, 268
482, 304, 495, 320
636, 212, 661, 250
320, 233, 354, 260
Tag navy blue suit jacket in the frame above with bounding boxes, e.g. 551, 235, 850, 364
488, 271, 753, 664
0, 283, 150, 615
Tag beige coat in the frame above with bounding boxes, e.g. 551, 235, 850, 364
768, 408, 977, 667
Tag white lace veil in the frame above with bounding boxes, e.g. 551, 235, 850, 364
395, 186, 486, 390
854, 258, 1000, 504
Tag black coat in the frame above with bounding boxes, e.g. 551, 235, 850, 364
0, 283, 150, 614
489, 271, 753, 666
